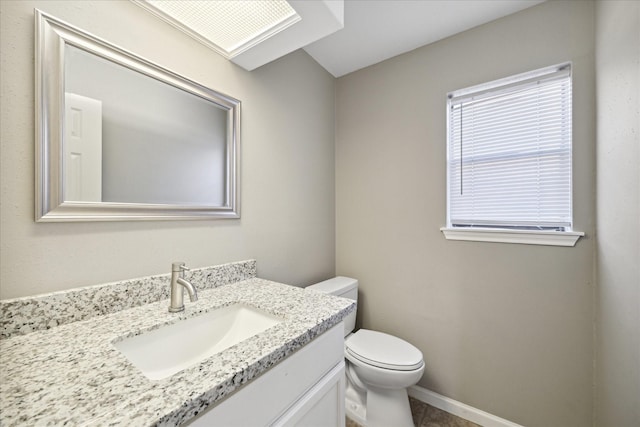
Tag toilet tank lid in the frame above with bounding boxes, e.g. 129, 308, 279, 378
307, 276, 358, 296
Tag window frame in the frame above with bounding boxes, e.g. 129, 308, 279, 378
441, 63, 584, 247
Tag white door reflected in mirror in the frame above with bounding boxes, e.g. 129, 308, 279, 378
64, 93, 102, 202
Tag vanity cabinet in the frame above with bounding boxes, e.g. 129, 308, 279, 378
187, 323, 346, 427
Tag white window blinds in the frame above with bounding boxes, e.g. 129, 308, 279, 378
446, 64, 573, 231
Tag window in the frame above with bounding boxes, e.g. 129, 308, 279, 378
441, 63, 583, 246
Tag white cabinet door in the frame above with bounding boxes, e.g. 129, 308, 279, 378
274, 361, 345, 427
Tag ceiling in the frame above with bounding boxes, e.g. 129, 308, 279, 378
303, 0, 546, 77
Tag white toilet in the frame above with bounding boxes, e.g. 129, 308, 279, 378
307, 277, 424, 427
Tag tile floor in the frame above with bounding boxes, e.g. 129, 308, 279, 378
346, 397, 481, 427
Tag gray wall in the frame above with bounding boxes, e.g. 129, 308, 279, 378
335, 1, 595, 426
595, 1, 640, 426
0, 0, 336, 298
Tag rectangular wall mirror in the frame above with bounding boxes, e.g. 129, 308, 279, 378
35, 9, 241, 221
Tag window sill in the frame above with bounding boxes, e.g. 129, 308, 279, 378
440, 227, 584, 247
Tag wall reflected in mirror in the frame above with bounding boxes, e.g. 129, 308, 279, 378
64, 45, 227, 206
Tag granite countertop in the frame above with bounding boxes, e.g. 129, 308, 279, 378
0, 277, 354, 426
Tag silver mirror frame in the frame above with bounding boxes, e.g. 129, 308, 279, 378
35, 9, 241, 222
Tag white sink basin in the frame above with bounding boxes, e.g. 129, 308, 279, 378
114, 304, 283, 380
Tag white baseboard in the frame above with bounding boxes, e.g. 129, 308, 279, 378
408, 385, 524, 427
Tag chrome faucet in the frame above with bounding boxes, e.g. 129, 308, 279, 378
169, 262, 198, 313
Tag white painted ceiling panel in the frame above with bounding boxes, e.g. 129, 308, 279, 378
304, 0, 546, 77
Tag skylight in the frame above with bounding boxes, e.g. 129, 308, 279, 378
134, 0, 301, 58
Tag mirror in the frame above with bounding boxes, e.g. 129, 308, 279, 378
35, 10, 240, 221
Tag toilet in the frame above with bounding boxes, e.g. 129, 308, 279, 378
307, 277, 424, 427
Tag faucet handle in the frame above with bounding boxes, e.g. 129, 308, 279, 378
172, 261, 187, 272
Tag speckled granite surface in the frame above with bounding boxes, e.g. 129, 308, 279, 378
0, 270, 355, 426
0, 260, 257, 339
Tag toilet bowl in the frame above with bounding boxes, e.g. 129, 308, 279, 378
306, 277, 424, 427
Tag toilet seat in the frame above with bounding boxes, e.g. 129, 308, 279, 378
345, 329, 424, 371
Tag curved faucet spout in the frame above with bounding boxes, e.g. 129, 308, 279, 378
177, 277, 198, 302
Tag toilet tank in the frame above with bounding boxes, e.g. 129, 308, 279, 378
306, 277, 358, 336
